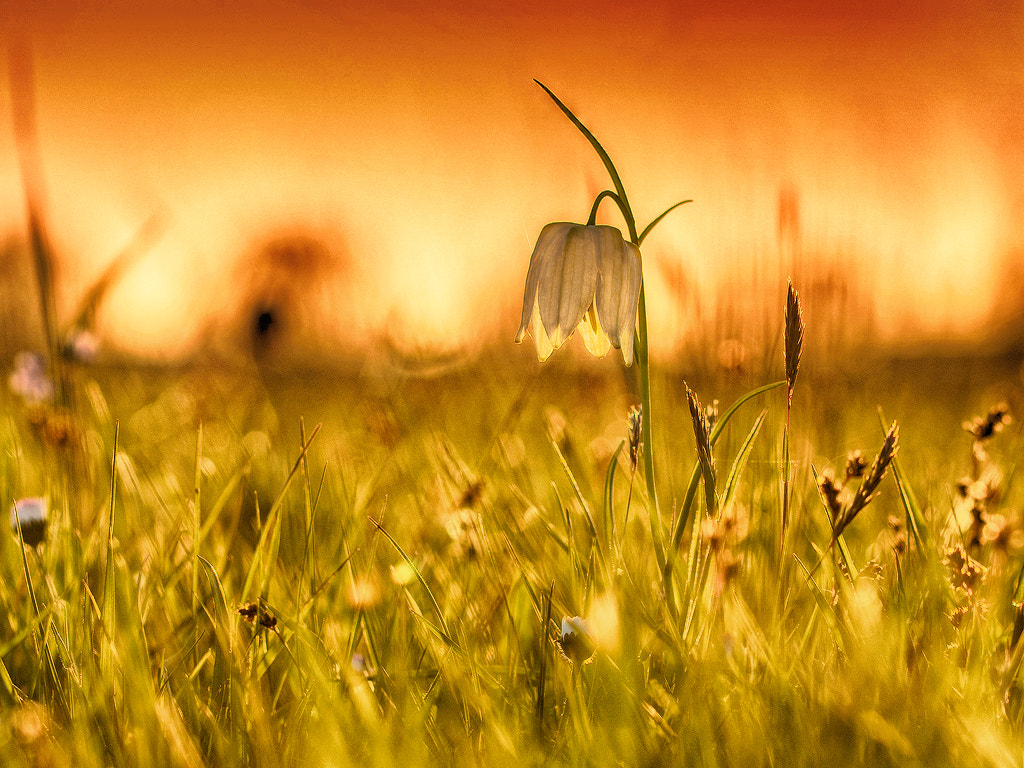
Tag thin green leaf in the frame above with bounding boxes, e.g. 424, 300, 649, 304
710, 380, 787, 446
370, 517, 459, 651
877, 408, 929, 551
554, 441, 603, 566
241, 423, 322, 600
535, 80, 637, 241
101, 421, 119, 679
722, 408, 769, 512
794, 554, 851, 655
0, 600, 57, 658
810, 464, 856, 579
603, 440, 625, 546
671, 381, 787, 552
638, 199, 693, 245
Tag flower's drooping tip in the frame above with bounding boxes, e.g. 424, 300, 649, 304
10, 497, 47, 548
517, 223, 641, 365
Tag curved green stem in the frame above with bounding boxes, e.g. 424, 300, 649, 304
587, 190, 622, 226
536, 80, 638, 243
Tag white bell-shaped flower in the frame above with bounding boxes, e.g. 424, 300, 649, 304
516, 223, 642, 366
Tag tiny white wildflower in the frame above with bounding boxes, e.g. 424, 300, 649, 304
8, 352, 53, 404
558, 615, 596, 665
10, 497, 47, 547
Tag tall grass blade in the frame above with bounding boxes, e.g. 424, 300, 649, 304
8, 40, 61, 385
370, 515, 459, 650
241, 423, 322, 600
722, 408, 768, 512
101, 421, 120, 680
638, 200, 693, 244
878, 408, 929, 550
603, 440, 624, 549
197, 556, 232, 711
671, 380, 786, 551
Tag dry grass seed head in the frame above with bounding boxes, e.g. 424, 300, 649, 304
848, 422, 899, 515
845, 450, 867, 481
784, 280, 805, 393
686, 384, 717, 515
944, 543, 984, 594
818, 468, 843, 519
627, 405, 642, 471
829, 422, 899, 543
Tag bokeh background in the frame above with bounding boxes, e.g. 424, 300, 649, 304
1, 0, 1022, 366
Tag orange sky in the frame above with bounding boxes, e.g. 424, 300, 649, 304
1, 1, 1022, 359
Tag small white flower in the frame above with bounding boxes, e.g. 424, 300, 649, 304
558, 615, 596, 665
516, 223, 642, 365
65, 328, 100, 363
560, 615, 589, 640
351, 653, 369, 675
10, 497, 47, 547
8, 352, 53, 404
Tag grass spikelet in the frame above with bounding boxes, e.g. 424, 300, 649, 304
685, 384, 717, 517
781, 279, 804, 558
830, 421, 900, 545
784, 280, 804, 395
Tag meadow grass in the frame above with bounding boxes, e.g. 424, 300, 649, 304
1, 342, 1023, 767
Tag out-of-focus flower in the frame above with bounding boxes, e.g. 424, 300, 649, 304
63, 328, 100, 363
442, 508, 483, 559
516, 223, 642, 365
557, 615, 596, 665
351, 653, 373, 676
944, 544, 984, 594
10, 497, 47, 547
346, 576, 382, 610
390, 561, 416, 586
963, 403, 1011, 442
716, 338, 747, 372
8, 352, 53, 404
981, 513, 1024, 554
10, 700, 59, 766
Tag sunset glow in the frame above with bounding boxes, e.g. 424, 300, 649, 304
2, 1, 1022, 360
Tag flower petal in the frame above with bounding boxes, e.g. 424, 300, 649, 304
595, 235, 642, 366
531, 301, 556, 361
516, 222, 573, 344
577, 304, 611, 358
537, 224, 599, 350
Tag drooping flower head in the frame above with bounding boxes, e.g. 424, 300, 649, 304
10, 497, 47, 548
557, 615, 596, 665
516, 223, 642, 366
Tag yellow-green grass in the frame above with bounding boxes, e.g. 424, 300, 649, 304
1, 348, 1023, 767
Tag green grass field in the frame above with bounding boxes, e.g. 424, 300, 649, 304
2, 342, 1024, 767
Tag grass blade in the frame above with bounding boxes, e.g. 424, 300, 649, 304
722, 408, 769, 512
369, 515, 459, 651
